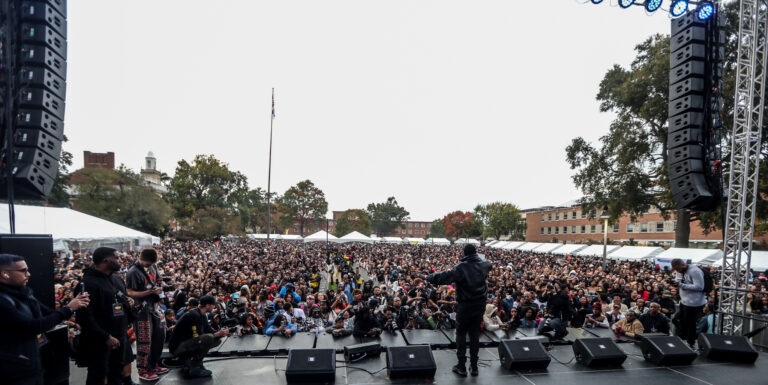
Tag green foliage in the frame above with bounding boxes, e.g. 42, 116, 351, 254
277, 180, 328, 236
429, 219, 446, 238
165, 154, 249, 218
72, 166, 171, 235
333, 209, 371, 237
474, 202, 526, 240
366, 197, 410, 236
177, 207, 242, 240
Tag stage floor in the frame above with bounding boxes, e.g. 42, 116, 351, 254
70, 329, 768, 385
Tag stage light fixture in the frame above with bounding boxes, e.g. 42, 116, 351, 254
670, 0, 689, 17
591, 0, 603, 3
619, 0, 635, 8
645, 0, 662, 12
697, 2, 714, 20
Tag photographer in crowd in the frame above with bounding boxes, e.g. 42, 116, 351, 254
0, 254, 90, 385
169, 295, 230, 378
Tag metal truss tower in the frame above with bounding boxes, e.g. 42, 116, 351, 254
718, 0, 768, 335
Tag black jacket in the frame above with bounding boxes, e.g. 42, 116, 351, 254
547, 291, 573, 321
169, 307, 213, 354
426, 253, 492, 304
0, 283, 72, 382
75, 268, 131, 348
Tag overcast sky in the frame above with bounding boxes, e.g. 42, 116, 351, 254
65, 1, 671, 221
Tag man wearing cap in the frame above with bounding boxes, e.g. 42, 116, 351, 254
76, 247, 137, 385
126, 248, 166, 381
426, 244, 492, 377
169, 295, 230, 378
0, 254, 89, 385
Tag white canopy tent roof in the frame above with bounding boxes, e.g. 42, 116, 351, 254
575, 244, 621, 257
655, 248, 723, 265
0, 204, 160, 252
403, 237, 426, 245
708, 250, 768, 271
368, 235, 381, 243
485, 240, 500, 247
380, 237, 402, 244
454, 238, 481, 245
491, 241, 509, 249
279, 234, 303, 241
425, 238, 451, 245
502, 241, 527, 250
303, 230, 337, 243
517, 242, 544, 252
551, 244, 589, 255
534, 243, 565, 253
608, 246, 664, 261
337, 231, 373, 243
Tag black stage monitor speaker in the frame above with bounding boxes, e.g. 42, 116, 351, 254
344, 341, 381, 362
498, 339, 551, 370
386, 345, 436, 379
698, 334, 758, 364
285, 349, 335, 383
638, 334, 697, 366
0, 234, 54, 309
572, 338, 627, 367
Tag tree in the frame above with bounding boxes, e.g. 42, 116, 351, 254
72, 166, 171, 235
277, 180, 328, 236
442, 211, 479, 240
366, 197, 410, 236
333, 209, 371, 237
429, 219, 446, 238
474, 202, 526, 240
165, 154, 249, 218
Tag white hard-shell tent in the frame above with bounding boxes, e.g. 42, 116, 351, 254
454, 238, 481, 245
381, 237, 402, 244
575, 244, 621, 257
709, 250, 768, 271
502, 241, 527, 250
0, 204, 160, 252
655, 248, 723, 265
425, 238, 451, 245
518, 242, 544, 252
608, 246, 664, 261
303, 230, 337, 243
337, 231, 373, 243
550, 244, 589, 255
403, 237, 426, 245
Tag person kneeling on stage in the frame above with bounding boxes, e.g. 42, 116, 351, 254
537, 315, 568, 341
611, 310, 644, 339
169, 295, 230, 378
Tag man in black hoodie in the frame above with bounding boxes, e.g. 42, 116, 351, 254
0, 254, 89, 385
427, 244, 491, 377
75, 247, 136, 385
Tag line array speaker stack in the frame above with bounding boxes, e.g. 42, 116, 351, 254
0, 0, 67, 200
667, 8, 724, 211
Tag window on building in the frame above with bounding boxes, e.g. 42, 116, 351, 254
541, 228, 545, 234
613, 223, 619, 233
627, 223, 634, 233
563, 226, 568, 234
572, 226, 577, 233
590, 225, 596, 233
542, 214, 546, 221
641, 223, 648, 233
547, 227, 552, 234
548, 214, 552, 221
563, 212, 568, 220
656, 222, 664, 232
293, 227, 298, 232
572, 210, 577, 219
581, 225, 586, 233
581, 211, 586, 219
555, 227, 559, 234
555, 213, 559, 220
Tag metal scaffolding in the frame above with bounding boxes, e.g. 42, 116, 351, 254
718, 0, 768, 335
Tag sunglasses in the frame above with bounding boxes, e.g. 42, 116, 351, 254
7, 268, 29, 274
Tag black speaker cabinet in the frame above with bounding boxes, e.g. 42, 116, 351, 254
285, 349, 336, 383
40, 324, 69, 385
572, 338, 627, 367
344, 341, 381, 361
698, 334, 758, 364
0, 234, 55, 309
386, 345, 436, 379
639, 334, 697, 366
498, 339, 551, 370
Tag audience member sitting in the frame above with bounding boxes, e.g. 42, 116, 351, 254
696, 304, 717, 335
520, 308, 539, 328
483, 304, 504, 331
611, 310, 644, 339
325, 317, 353, 338
239, 314, 259, 336
612, 295, 629, 315
584, 303, 609, 328
266, 313, 296, 337
630, 298, 648, 315
606, 304, 625, 326
353, 305, 382, 338
639, 302, 670, 335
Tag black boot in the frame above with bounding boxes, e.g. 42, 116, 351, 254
470, 364, 479, 376
452, 364, 467, 377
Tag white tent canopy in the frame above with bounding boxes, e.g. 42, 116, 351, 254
551, 244, 589, 255
454, 238, 481, 245
709, 250, 768, 271
502, 241, 527, 250
369, 235, 381, 243
575, 244, 621, 257
608, 246, 664, 261
303, 230, 337, 243
655, 248, 723, 265
485, 240, 500, 247
534, 243, 565, 254
403, 237, 426, 244
279, 234, 303, 241
381, 237, 402, 244
490, 241, 509, 249
518, 242, 544, 252
337, 231, 373, 243
0, 204, 160, 252
425, 238, 451, 245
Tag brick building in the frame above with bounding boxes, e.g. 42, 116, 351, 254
524, 203, 768, 248
83, 151, 115, 169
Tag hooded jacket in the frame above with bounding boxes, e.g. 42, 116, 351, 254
75, 267, 131, 348
0, 283, 72, 382
426, 253, 492, 304
483, 304, 503, 331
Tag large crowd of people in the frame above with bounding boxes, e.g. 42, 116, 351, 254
38, 240, 768, 381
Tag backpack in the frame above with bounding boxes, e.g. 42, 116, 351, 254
701, 267, 713, 294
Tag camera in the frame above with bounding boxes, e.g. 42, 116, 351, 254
228, 326, 238, 334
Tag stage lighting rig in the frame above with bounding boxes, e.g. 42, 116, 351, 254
645, 0, 663, 12
697, 1, 714, 20
619, 0, 636, 8
670, 0, 689, 17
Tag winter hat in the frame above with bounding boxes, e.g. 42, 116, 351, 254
463, 244, 477, 256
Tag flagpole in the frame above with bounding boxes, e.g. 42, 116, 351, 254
267, 88, 275, 242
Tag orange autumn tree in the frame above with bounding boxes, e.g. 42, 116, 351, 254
442, 211, 479, 239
